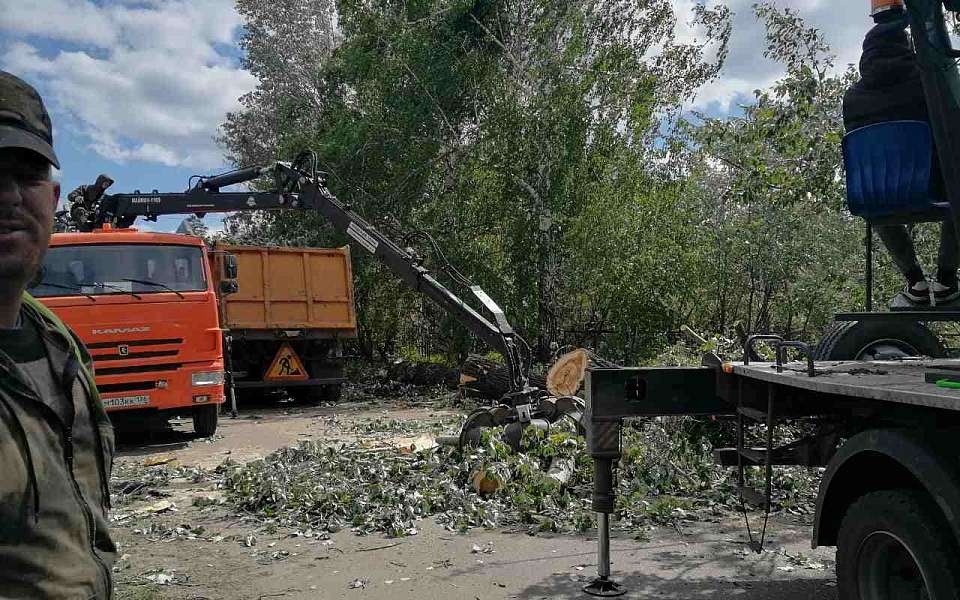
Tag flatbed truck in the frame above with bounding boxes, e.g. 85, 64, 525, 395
584, 344, 960, 598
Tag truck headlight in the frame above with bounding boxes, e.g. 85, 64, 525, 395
191, 371, 225, 386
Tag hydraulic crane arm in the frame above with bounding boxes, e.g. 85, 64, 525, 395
66, 157, 531, 394
905, 0, 960, 236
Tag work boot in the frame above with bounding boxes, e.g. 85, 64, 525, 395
904, 280, 930, 304
932, 281, 960, 305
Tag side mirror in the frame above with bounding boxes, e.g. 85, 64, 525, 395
219, 280, 239, 295
222, 253, 238, 280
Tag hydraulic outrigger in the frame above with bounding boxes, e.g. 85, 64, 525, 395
64, 152, 584, 448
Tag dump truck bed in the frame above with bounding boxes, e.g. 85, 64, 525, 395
732, 359, 960, 411
212, 244, 357, 335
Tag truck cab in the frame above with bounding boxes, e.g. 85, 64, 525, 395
28, 227, 225, 436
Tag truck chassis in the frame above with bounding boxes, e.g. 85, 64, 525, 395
583, 348, 960, 598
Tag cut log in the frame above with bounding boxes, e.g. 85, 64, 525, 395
459, 350, 618, 400
546, 349, 589, 396
386, 359, 459, 388
459, 355, 547, 399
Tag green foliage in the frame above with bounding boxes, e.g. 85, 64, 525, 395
669, 2, 899, 339
222, 0, 732, 363
220, 0, 931, 362
222, 414, 818, 536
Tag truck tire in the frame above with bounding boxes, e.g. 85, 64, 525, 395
815, 321, 945, 361
837, 489, 960, 600
193, 404, 219, 437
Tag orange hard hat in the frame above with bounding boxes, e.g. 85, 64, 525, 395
871, 0, 905, 15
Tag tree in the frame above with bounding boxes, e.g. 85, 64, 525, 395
672, 2, 879, 340
221, 0, 731, 362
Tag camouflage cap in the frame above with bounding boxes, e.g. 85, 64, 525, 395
0, 71, 59, 168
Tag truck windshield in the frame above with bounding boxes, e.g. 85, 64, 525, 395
29, 244, 207, 298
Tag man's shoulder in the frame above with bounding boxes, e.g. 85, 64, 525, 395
20, 294, 96, 374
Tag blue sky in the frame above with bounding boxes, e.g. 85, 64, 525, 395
0, 0, 869, 232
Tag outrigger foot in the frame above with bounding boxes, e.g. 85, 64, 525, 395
583, 576, 626, 597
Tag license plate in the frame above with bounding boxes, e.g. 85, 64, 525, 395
102, 395, 151, 408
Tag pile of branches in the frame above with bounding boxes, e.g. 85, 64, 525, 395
222, 419, 820, 538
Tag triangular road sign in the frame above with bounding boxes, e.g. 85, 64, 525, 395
265, 343, 309, 381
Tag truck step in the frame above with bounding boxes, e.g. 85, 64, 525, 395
715, 447, 766, 465
737, 405, 770, 423
714, 445, 830, 467
739, 448, 767, 464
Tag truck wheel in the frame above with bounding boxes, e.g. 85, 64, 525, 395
837, 489, 960, 600
193, 404, 219, 437
815, 321, 945, 361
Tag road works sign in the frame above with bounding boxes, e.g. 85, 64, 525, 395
265, 343, 309, 381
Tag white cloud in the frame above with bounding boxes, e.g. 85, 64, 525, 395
674, 0, 869, 112
0, 0, 256, 168
0, 0, 885, 170
0, 0, 118, 47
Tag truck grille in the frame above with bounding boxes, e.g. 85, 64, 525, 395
86, 338, 182, 350
97, 381, 157, 394
95, 362, 183, 376
90, 337, 183, 365
94, 350, 179, 361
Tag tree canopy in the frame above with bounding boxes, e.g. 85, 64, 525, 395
219, 1, 927, 364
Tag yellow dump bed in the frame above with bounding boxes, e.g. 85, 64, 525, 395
212, 244, 357, 335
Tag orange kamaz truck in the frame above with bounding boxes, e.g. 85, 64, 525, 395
29, 226, 232, 436
210, 244, 356, 405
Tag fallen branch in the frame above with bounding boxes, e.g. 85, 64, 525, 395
355, 541, 403, 553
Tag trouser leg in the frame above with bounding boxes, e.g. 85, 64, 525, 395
937, 219, 960, 286
876, 224, 924, 285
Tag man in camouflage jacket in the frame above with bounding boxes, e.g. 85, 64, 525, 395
0, 70, 117, 598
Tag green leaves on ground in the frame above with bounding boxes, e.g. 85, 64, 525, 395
222, 417, 819, 537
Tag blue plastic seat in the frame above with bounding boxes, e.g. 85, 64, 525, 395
843, 120, 949, 221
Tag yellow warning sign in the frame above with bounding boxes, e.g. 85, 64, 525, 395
265, 343, 309, 381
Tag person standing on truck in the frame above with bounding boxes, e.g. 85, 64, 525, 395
0, 71, 116, 598
843, 0, 960, 305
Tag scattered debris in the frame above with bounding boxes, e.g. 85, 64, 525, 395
470, 542, 495, 554
143, 453, 178, 467
143, 568, 188, 586
400, 434, 439, 454
140, 500, 176, 514
221, 413, 817, 540
112, 553, 132, 573
356, 542, 403, 553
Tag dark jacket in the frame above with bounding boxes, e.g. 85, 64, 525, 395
843, 18, 930, 131
0, 294, 116, 599
843, 17, 944, 196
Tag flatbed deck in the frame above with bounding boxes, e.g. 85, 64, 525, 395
732, 359, 960, 411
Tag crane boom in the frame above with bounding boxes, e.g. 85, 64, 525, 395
65, 158, 531, 395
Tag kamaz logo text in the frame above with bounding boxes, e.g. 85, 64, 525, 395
92, 327, 151, 335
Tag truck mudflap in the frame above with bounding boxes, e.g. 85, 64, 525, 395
813, 427, 960, 549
